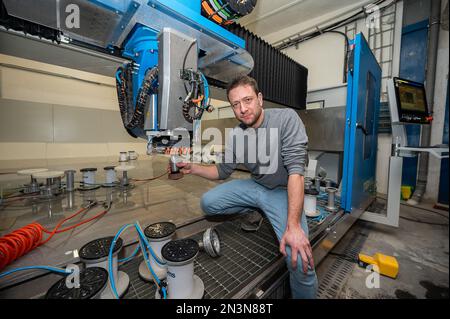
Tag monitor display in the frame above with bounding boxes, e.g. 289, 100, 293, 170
397, 81, 427, 113
393, 77, 430, 124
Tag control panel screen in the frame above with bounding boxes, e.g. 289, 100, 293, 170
397, 82, 427, 113
393, 77, 430, 124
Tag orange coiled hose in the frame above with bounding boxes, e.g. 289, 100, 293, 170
0, 204, 108, 271
0, 223, 44, 270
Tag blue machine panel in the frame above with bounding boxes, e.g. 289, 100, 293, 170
438, 82, 449, 205
341, 33, 382, 213
399, 20, 429, 188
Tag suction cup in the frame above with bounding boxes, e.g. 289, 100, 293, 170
144, 222, 176, 240
17, 168, 49, 176
160, 239, 203, 299
79, 237, 123, 263
79, 236, 129, 298
79, 168, 100, 191
139, 222, 176, 281
45, 267, 108, 299
162, 238, 199, 265
305, 209, 321, 218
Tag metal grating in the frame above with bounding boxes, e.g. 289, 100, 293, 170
120, 218, 280, 299
119, 210, 337, 299
316, 223, 371, 299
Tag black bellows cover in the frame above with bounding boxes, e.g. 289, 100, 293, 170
226, 24, 308, 110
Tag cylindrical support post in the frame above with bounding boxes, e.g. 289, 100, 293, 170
326, 187, 338, 212
65, 170, 76, 192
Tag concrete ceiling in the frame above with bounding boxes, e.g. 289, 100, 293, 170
239, 0, 373, 38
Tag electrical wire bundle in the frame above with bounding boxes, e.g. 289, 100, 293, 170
201, 0, 257, 26
116, 65, 159, 132
181, 70, 210, 123
180, 40, 208, 123
0, 201, 111, 271
180, 40, 211, 124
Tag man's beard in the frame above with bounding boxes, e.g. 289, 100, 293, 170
240, 108, 262, 127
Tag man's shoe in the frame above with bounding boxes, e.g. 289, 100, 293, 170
241, 211, 264, 232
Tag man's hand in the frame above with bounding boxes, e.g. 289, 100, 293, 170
280, 224, 314, 273
166, 162, 194, 175
176, 162, 194, 174
166, 161, 220, 180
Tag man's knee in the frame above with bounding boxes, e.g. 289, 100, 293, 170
285, 254, 317, 286
200, 191, 218, 215
285, 256, 317, 299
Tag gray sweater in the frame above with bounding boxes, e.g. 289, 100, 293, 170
216, 108, 308, 189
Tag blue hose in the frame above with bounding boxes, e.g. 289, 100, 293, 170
115, 69, 122, 85
108, 222, 166, 299
134, 223, 166, 267
108, 223, 135, 299
135, 225, 160, 286
118, 245, 140, 263
200, 73, 209, 109
0, 266, 71, 280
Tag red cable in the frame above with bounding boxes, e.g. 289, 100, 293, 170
42, 209, 108, 238
0, 204, 109, 270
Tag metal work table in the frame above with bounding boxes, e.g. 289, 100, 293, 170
0, 156, 345, 298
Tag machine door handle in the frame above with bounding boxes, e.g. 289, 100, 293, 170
356, 123, 369, 136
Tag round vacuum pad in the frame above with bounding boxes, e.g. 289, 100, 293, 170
144, 222, 176, 240
162, 238, 199, 264
45, 267, 108, 299
32, 170, 65, 179
79, 237, 123, 261
17, 168, 49, 176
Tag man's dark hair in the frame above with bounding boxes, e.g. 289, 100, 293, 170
226, 75, 260, 100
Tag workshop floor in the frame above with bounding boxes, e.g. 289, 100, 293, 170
316, 198, 449, 299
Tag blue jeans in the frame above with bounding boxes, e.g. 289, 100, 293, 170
200, 179, 318, 299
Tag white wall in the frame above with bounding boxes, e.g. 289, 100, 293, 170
283, 34, 346, 91
0, 53, 146, 170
